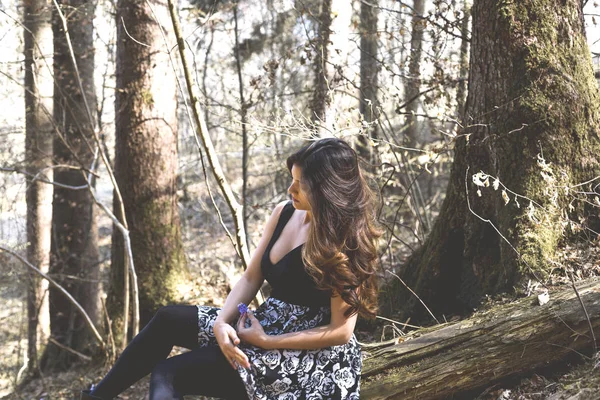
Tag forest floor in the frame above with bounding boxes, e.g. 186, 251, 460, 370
1, 207, 600, 399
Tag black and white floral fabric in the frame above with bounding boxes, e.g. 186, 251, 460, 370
196, 296, 361, 399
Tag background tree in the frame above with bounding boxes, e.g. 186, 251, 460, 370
383, 0, 600, 321
310, 0, 332, 131
233, 1, 251, 242
357, 0, 380, 164
23, 0, 53, 375
109, 0, 189, 333
404, 0, 427, 148
455, 0, 471, 119
42, 0, 100, 370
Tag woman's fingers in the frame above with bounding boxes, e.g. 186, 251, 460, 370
227, 325, 241, 345
222, 344, 238, 370
228, 357, 237, 369
224, 343, 242, 369
231, 333, 241, 346
217, 324, 250, 369
237, 313, 247, 330
234, 347, 250, 368
215, 325, 241, 370
224, 342, 250, 369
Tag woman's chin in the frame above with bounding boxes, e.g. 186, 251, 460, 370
292, 202, 311, 213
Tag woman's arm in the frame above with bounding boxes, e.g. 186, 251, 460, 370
213, 200, 288, 369
238, 293, 358, 350
215, 200, 287, 325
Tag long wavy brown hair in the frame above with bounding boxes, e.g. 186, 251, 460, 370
286, 137, 382, 319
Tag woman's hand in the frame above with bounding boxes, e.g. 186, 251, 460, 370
213, 321, 250, 369
237, 311, 270, 349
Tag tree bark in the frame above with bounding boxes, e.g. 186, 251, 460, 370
110, 0, 189, 335
382, 0, 600, 321
43, 0, 100, 370
357, 0, 379, 165
310, 0, 332, 131
364, 278, 600, 399
24, 0, 53, 374
404, 0, 426, 147
455, 0, 471, 120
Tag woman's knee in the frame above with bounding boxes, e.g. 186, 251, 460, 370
149, 359, 180, 400
150, 358, 174, 383
148, 305, 198, 348
151, 305, 189, 327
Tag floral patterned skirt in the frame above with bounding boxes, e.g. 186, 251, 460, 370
196, 297, 361, 399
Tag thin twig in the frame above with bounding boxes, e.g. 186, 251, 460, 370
101, 296, 116, 363
120, 16, 151, 47
0, 245, 104, 346
386, 269, 440, 324
87, 179, 140, 340
47, 338, 92, 361
0, 166, 89, 190
544, 341, 592, 361
568, 270, 597, 354
376, 314, 423, 329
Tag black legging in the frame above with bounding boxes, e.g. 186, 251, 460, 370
90, 305, 247, 400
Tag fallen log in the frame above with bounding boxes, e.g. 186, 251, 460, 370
361, 277, 600, 399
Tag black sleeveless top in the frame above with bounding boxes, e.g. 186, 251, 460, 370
261, 201, 331, 307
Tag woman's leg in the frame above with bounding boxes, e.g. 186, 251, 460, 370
91, 305, 199, 399
149, 345, 247, 400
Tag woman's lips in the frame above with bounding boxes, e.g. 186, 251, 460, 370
292, 197, 298, 202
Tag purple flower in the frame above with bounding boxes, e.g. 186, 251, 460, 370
237, 303, 248, 315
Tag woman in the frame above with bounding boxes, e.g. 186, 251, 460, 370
82, 137, 381, 399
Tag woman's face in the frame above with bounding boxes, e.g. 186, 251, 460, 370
288, 164, 312, 211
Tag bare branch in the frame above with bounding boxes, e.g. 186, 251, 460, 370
1, 165, 89, 190
0, 245, 105, 347
47, 338, 92, 361
568, 270, 597, 354
119, 16, 151, 47
386, 269, 440, 324
165, 0, 264, 304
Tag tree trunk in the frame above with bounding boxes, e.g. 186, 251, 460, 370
110, 0, 189, 337
455, 0, 471, 120
233, 3, 250, 245
382, 0, 600, 321
310, 0, 332, 131
363, 277, 600, 399
357, 0, 379, 164
43, 0, 100, 370
24, 0, 53, 374
404, 0, 426, 147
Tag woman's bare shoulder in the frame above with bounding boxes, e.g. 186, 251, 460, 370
270, 200, 290, 220
262, 200, 290, 227
256, 200, 291, 247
